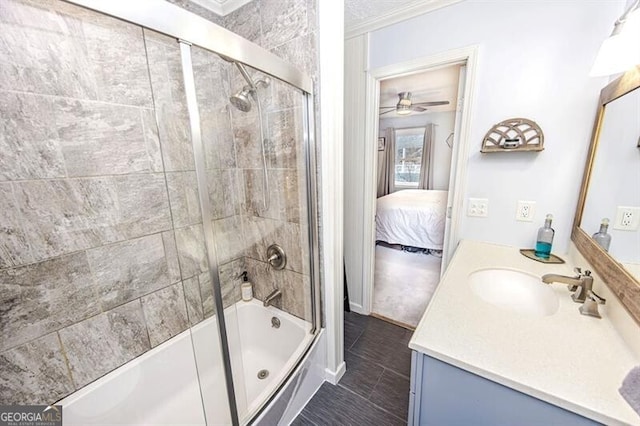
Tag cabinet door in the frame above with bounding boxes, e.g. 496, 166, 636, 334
410, 352, 602, 426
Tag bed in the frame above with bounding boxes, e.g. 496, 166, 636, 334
375, 189, 448, 250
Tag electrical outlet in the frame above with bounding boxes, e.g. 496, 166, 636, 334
516, 201, 536, 222
614, 206, 640, 231
468, 198, 488, 217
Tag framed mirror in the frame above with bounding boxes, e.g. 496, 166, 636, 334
572, 66, 640, 325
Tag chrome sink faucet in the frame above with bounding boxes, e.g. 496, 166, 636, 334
542, 267, 593, 303
263, 288, 282, 307
541, 268, 606, 318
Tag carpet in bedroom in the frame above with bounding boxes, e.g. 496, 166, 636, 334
373, 245, 441, 328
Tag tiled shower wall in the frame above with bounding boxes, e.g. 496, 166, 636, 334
0, 0, 314, 405
173, 0, 319, 316
210, 0, 319, 317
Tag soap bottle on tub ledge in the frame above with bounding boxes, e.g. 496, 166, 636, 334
535, 214, 554, 259
240, 271, 253, 301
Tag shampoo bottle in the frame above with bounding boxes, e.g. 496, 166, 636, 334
535, 214, 554, 259
240, 271, 253, 301
592, 218, 612, 251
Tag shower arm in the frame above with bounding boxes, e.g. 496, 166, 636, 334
235, 62, 256, 90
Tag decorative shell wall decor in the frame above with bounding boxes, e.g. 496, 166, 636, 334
481, 118, 544, 153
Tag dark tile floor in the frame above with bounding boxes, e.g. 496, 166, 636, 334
292, 312, 413, 425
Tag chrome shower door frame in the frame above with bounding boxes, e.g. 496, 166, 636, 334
61, 1, 322, 425
61, 0, 313, 93
179, 41, 240, 426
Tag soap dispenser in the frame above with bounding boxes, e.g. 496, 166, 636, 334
240, 271, 253, 301
592, 218, 612, 251
535, 214, 554, 259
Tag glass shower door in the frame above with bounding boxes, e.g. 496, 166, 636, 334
142, 30, 237, 425
183, 43, 316, 424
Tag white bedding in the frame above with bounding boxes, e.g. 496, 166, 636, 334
375, 189, 447, 250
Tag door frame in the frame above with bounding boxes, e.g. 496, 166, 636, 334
362, 45, 479, 314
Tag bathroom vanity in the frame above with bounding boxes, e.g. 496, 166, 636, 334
408, 240, 640, 426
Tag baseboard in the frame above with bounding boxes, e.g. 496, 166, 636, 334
349, 302, 366, 314
325, 361, 346, 385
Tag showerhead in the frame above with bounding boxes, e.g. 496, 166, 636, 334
223, 58, 271, 112
230, 86, 253, 112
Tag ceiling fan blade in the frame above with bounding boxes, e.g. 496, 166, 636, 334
413, 100, 450, 107
411, 106, 428, 112
379, 109, 397, 115
379, 106, 396, 110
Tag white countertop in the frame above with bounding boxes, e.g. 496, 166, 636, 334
409, 240, 640, 426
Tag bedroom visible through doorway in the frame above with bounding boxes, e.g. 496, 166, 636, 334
372, 63, 463, 328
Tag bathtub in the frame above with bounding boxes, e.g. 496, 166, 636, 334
61, 299, 314, 425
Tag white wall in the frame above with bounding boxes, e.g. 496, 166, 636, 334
369, 0, 624, 254
379, 111, 456, 191
343, 35, 369, 313
319, 0, 345, 381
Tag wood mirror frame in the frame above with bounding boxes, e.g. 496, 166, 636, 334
572, 65, 640, 326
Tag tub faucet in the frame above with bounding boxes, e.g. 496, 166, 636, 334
263, 288, 282, 307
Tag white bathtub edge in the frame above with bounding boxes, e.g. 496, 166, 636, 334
252, 329, 327, 426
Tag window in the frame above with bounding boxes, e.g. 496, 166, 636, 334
394, 127, 425, 188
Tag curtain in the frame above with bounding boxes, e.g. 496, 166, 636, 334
418, 124, 435, 190
377, 127, 396, 197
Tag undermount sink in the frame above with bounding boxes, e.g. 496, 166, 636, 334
469, 268, 559, 317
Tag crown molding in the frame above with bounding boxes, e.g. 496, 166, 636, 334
188, 0, 254, 16
345, 0, 463, 40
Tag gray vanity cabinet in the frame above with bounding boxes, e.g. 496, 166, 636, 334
408, 351, 602, 425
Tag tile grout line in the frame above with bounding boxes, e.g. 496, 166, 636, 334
365, 368, 385, 401
345, 326, 365, 351
348, 345, 410, 380
0, 87, 155, 110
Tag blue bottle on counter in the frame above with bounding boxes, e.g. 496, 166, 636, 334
535, 214, 554, 259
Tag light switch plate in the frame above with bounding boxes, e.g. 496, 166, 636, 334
468, 198, 488, 217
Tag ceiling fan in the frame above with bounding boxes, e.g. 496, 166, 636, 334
379, 92, 449, 115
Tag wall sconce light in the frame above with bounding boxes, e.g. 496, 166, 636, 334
591, 0, 640, 76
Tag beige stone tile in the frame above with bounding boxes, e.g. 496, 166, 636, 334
141, 283, 188, 347
183, 277, 204, 326
0, 252, 99, 352
175, 224, 208, 279
166, 171, 202, 228
54, 97, 151, 176
212, 215, 246, 264
0, 332, 74, 404
11, 175, 171, 263
88, 234, 173, 311
0, 91, 66, 181
59, 300, 150, 388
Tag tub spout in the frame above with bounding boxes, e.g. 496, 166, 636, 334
264, 288, 282, 307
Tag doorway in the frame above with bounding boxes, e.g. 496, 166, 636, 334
361, 47, 478, 326
372, 64, 461, 327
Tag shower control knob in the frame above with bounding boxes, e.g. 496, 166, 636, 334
267, 244, 286, 270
